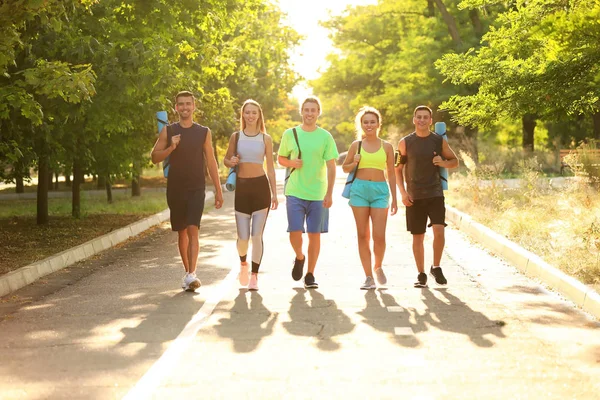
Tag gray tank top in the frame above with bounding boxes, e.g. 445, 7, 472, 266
238, 131, 265, 164
403, 132, 444, 200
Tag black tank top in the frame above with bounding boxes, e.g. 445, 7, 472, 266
403, 132, 444, 200
167, 122, 208, 192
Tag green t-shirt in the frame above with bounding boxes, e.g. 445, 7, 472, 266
278, 126, 339, 200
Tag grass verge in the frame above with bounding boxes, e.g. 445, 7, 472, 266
0, 175, 168, 194
446, 172, 600, 292
0, 191, 168, 276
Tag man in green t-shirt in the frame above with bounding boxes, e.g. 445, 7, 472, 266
277, 96, 339, 289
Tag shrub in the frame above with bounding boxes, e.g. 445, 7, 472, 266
564, 140, 600, 188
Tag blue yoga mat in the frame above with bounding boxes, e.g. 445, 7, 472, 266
156, 111, 169, 178
434, 122, 449, 190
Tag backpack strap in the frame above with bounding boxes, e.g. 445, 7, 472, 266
349, 141, 362, 184
166, 124, 172, 147
233, 131, 240, 171
234, 131, 240, 153
285, 128, 302, 182
293, 128, 301, 159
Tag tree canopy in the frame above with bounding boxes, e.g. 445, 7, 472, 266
0, 0, 299, 223
313, 0, 599, 154
438, 0, 600, 143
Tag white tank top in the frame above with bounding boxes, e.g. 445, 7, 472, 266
237, 131, 265, 164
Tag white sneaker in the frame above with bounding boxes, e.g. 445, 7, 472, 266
374, 268, 387, 285
239, 262, 250, 286
360, 276, 376, 290
184, 273, 201, 292
181, 274, 187, 289
248, 274, 258, 291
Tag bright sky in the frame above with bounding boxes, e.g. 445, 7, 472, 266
276, 0, 377, 100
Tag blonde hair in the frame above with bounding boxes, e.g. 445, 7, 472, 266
239, 99, 267, 133
355, 106, 382, 140
299, 96, 322, 115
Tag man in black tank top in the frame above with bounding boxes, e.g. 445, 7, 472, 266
395, 105, 458, 288
151, 91, 223, 292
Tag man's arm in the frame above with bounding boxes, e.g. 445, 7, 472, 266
323, 158, 336, 208
151, 126, 177, 164
277, 155, 302, 169
277, 130, 302, 169
203, 128, 223, 209
395, 139, 412, 206
440, 140, 459, 169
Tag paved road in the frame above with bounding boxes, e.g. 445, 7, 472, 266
1, 176, 599, 399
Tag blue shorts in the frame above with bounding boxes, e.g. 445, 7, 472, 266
286, 196, 329, 233
349, 179, 390, 208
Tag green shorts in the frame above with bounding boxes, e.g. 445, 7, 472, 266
349, 179, 390, 209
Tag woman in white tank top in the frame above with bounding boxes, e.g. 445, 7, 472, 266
223, 99, 278, 291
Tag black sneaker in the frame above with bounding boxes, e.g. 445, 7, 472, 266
414, 272, 428, 288
430, 266, 447, 285
292, 257, 305, 281
304, 273, 318, 289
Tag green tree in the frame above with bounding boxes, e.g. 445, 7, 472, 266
312, 0, 494, 151
437, 0, 600, 150
2, 0, 299, 223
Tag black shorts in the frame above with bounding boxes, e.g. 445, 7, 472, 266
235, 175, 271, 215
167, 188, 205, 231
406, 196, 447, 235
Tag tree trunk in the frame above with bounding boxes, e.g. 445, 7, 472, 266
131, 161, 141, 197
15, 175, 24, 193
77, 169, 85, 187
65, 169, 71, 187
97, 175, 106, 189
54, 171, 59, 190
522, 114, 536, 152
465, 125, 479, 163
432, 0, 462, 47
131, 176, 141, 196
469, 9, 483, 39
14, 160, 24, 193
593, 111, 600, 140
72, 160, 82, 218
427, 0, 435, 17
106, 180, 113, 204
37, 154, 49, 225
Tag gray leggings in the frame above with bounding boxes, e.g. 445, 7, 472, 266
236, 208, 269, 273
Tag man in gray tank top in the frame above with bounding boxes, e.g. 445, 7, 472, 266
151, 91, 223, 292
395, 105, 458, 288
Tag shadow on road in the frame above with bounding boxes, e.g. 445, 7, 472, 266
421, 288, 507, 347
499, 285, 600, 327
214, 289, 278, 353
358, 290, 422, 348
283, 288, 355, 351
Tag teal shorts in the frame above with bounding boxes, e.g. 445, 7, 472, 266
349, 179, 390, 208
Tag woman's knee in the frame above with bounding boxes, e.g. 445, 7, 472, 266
372, 233, 386, 245
357, 230, 370, 242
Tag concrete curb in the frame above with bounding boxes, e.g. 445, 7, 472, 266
0, 191, 215, 298
446, 205, 600, 319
